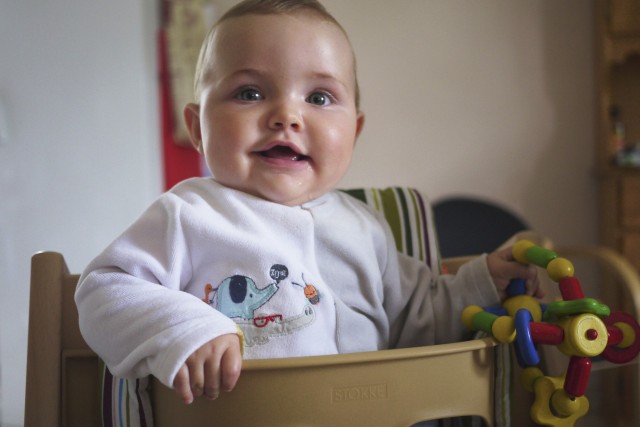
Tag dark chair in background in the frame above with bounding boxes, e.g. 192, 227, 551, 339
433, 196, 529, 258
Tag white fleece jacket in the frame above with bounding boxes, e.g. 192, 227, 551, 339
75, 178, 500, 388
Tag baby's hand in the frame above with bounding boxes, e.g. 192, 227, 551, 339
486, 246, 543, 300
173, 333, 242, 404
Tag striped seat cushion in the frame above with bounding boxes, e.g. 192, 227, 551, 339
100, 360, 153, 427
342, 187, 440, 273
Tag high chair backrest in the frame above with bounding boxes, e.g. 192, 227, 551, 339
25, 251, 98, 426
24, 187, 500, 427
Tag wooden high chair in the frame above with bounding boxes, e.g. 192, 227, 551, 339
25, 251, 501, 427
23, 188, 640, 426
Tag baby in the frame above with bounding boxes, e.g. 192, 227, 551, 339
75, 0, 540, 406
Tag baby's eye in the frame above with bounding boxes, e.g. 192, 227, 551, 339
236, 88, 263, 102
306, 91, 333, 106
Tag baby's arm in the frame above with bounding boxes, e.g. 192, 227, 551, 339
75, 194, 240, 388
173, 333, 242, 404
388, 247, 542, 347
76, 265, 240, 385
486, 246, 543, 299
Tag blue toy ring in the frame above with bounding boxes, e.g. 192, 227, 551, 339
514, 309, 540, 366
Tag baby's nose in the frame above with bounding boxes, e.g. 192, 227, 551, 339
268, 101, 303, 130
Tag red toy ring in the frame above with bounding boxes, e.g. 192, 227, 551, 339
602, 311, 640, 364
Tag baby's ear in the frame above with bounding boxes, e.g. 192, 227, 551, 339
183, 103, 203, 152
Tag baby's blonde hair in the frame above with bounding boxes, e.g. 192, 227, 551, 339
193, 0, 360, 109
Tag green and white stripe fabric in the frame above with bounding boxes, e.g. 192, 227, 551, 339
342, 187, 441, 275
100, 359, 153, 427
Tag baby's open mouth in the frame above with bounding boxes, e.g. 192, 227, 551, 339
259, 146, 309, 162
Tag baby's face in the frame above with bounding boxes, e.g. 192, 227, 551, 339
185, 12, 364, 206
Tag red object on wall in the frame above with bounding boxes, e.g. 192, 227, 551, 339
158, 28, 201, 191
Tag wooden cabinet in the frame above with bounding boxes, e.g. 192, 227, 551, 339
609, 0, 640, 35
596, 0, 640, 274
595, 3, 640, 425
621, 177, 640, 270
600, 174, 640, 274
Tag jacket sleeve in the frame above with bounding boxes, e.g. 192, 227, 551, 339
74, 194, 238, 387
385, 241, 501, 349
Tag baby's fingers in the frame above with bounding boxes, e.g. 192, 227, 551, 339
202, 336, 242, 399
220, 341, 242, 392
525, 267, 544, 298
202, 358, 221, 400
173, 365, 194, 405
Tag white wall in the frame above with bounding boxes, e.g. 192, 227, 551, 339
329, 0, 596, 245
0, 1, 595, 425
0, 1, 161, 425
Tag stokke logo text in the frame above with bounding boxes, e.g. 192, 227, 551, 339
332, 383, 388, 402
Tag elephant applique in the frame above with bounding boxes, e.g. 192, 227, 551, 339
215, 275, 278, 320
